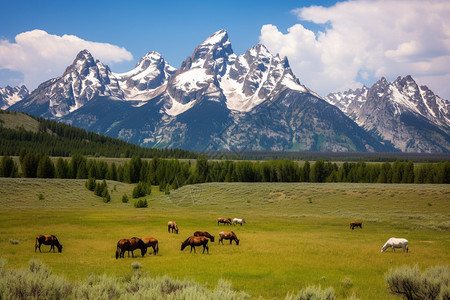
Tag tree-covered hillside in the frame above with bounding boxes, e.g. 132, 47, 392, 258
0, 110, 197, 159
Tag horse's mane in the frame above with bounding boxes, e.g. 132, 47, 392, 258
182, 236, 191, 244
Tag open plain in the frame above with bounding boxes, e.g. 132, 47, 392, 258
0, 178, 449, 299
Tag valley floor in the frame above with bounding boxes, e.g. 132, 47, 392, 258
0, 179, 449, 299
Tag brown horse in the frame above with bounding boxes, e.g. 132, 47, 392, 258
35, 235, 63, 253
193, 231, 215, 242
181, 236, 209, 253
141, 237, 159, 255
218, 231, 239, 245
350, 222, 362, 230
168, 221, 179, 234
217, 217, 232, 225
115, 237, 147, 259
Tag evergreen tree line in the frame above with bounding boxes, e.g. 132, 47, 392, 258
0, 111, 196, 159
1, 153, 449, 185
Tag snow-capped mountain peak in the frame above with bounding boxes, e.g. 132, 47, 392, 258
115, 51, 176, 101
221, 43, 307, 112
0, 85, 29, 109
179, 29, 235, 76
325, 75, 450, 152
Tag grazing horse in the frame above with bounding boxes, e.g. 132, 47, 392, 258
141, 237, 159, 255
115, 237, 147, 259
168, 221, 179, 234
381, 238, 409, 253
233, 218, 246, 226
217, 218, 232, 225
350, 222, 362, 230
181, 236, 209, 254
218, 231, 240, 245
35, 235, 63, 253
193, 231, 215, 242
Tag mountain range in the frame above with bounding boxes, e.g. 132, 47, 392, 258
5, 30, 450, 152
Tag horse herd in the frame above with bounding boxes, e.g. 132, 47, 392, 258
34, 218, 243, 258
33, 219, 409, 257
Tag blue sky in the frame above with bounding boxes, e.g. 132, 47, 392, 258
1, 0, 449, 99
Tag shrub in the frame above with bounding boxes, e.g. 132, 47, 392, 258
131, 262, 142, 270
0, 260, 71, 299
9, 239, 19, 245
287, 285, 336, 300
134, 199, 148, 208
37, 193, 45, 200
122, 194, 129, 203
385, 265, 450, 300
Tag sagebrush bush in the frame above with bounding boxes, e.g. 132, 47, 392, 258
134, 199, 148, 208
286, 285, 336, 300
385, 265, 450, 300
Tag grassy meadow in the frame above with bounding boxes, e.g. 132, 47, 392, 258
0, 178, 449, 299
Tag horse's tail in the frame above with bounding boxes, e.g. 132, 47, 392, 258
35, 237, 38, 252
115, 244, 120, 259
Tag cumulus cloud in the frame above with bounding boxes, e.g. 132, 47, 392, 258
0, 29, 133, 90
260, 0, 450, 99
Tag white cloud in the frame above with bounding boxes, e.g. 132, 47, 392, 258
0, 29, 133, 90
260, 0, 450, 100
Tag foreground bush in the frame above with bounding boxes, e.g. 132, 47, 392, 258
0, 259, 250, 299
385, 265, 449, 300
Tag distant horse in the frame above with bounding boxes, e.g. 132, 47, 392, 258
181, 236, 209, 254
35, 235, 63, 253
193, 231, 215, 242
350, 222, 362, 230
381, 238, 408, 253
141, 237, 159, 255
168, 221, 179, 234
217, 218, 232, 225
115, 237, 147, 259
218, 231, 240, 245
233, 218, 246, 226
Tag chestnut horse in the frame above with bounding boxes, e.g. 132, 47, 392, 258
35, 235, 63, 253
218, 231, 240, 245
168, 221, 179, 234
193, 231, 215, 242
141, 237, 159, 255
181, 236, 209, 254
350, 222, 362, 230
217, 218, 232, 225
115, 237, 147, 259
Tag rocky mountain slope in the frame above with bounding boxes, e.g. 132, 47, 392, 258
325, 76, 450, 152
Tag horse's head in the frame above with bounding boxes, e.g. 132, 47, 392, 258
140, 247, 147, 256
236, 239, 240, 245
57, 244, 63, 253
210, 235, 215, 242
175, 227, 179, 234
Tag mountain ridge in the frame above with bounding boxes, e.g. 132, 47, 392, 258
7, 30, 449, 152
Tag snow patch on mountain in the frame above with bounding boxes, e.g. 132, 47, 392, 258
0, 85, 29, 109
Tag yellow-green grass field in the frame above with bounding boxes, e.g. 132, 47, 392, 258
0, 178, 449, 299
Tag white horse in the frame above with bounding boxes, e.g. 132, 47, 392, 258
233, 218, 246, 225
381, 238, 408, 253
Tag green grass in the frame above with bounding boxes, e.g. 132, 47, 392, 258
0, 178, 449, 299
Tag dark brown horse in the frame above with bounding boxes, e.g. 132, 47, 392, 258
35, 235, 63, 253
350, 222, 362, 230
141, 237, 159, 255
218, 231, 239, 245
217, 217, 232, 225
193, 231, 215, 242
168, 221, 179, 234
181, 236, 209, 253
115, 237, 147, 259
